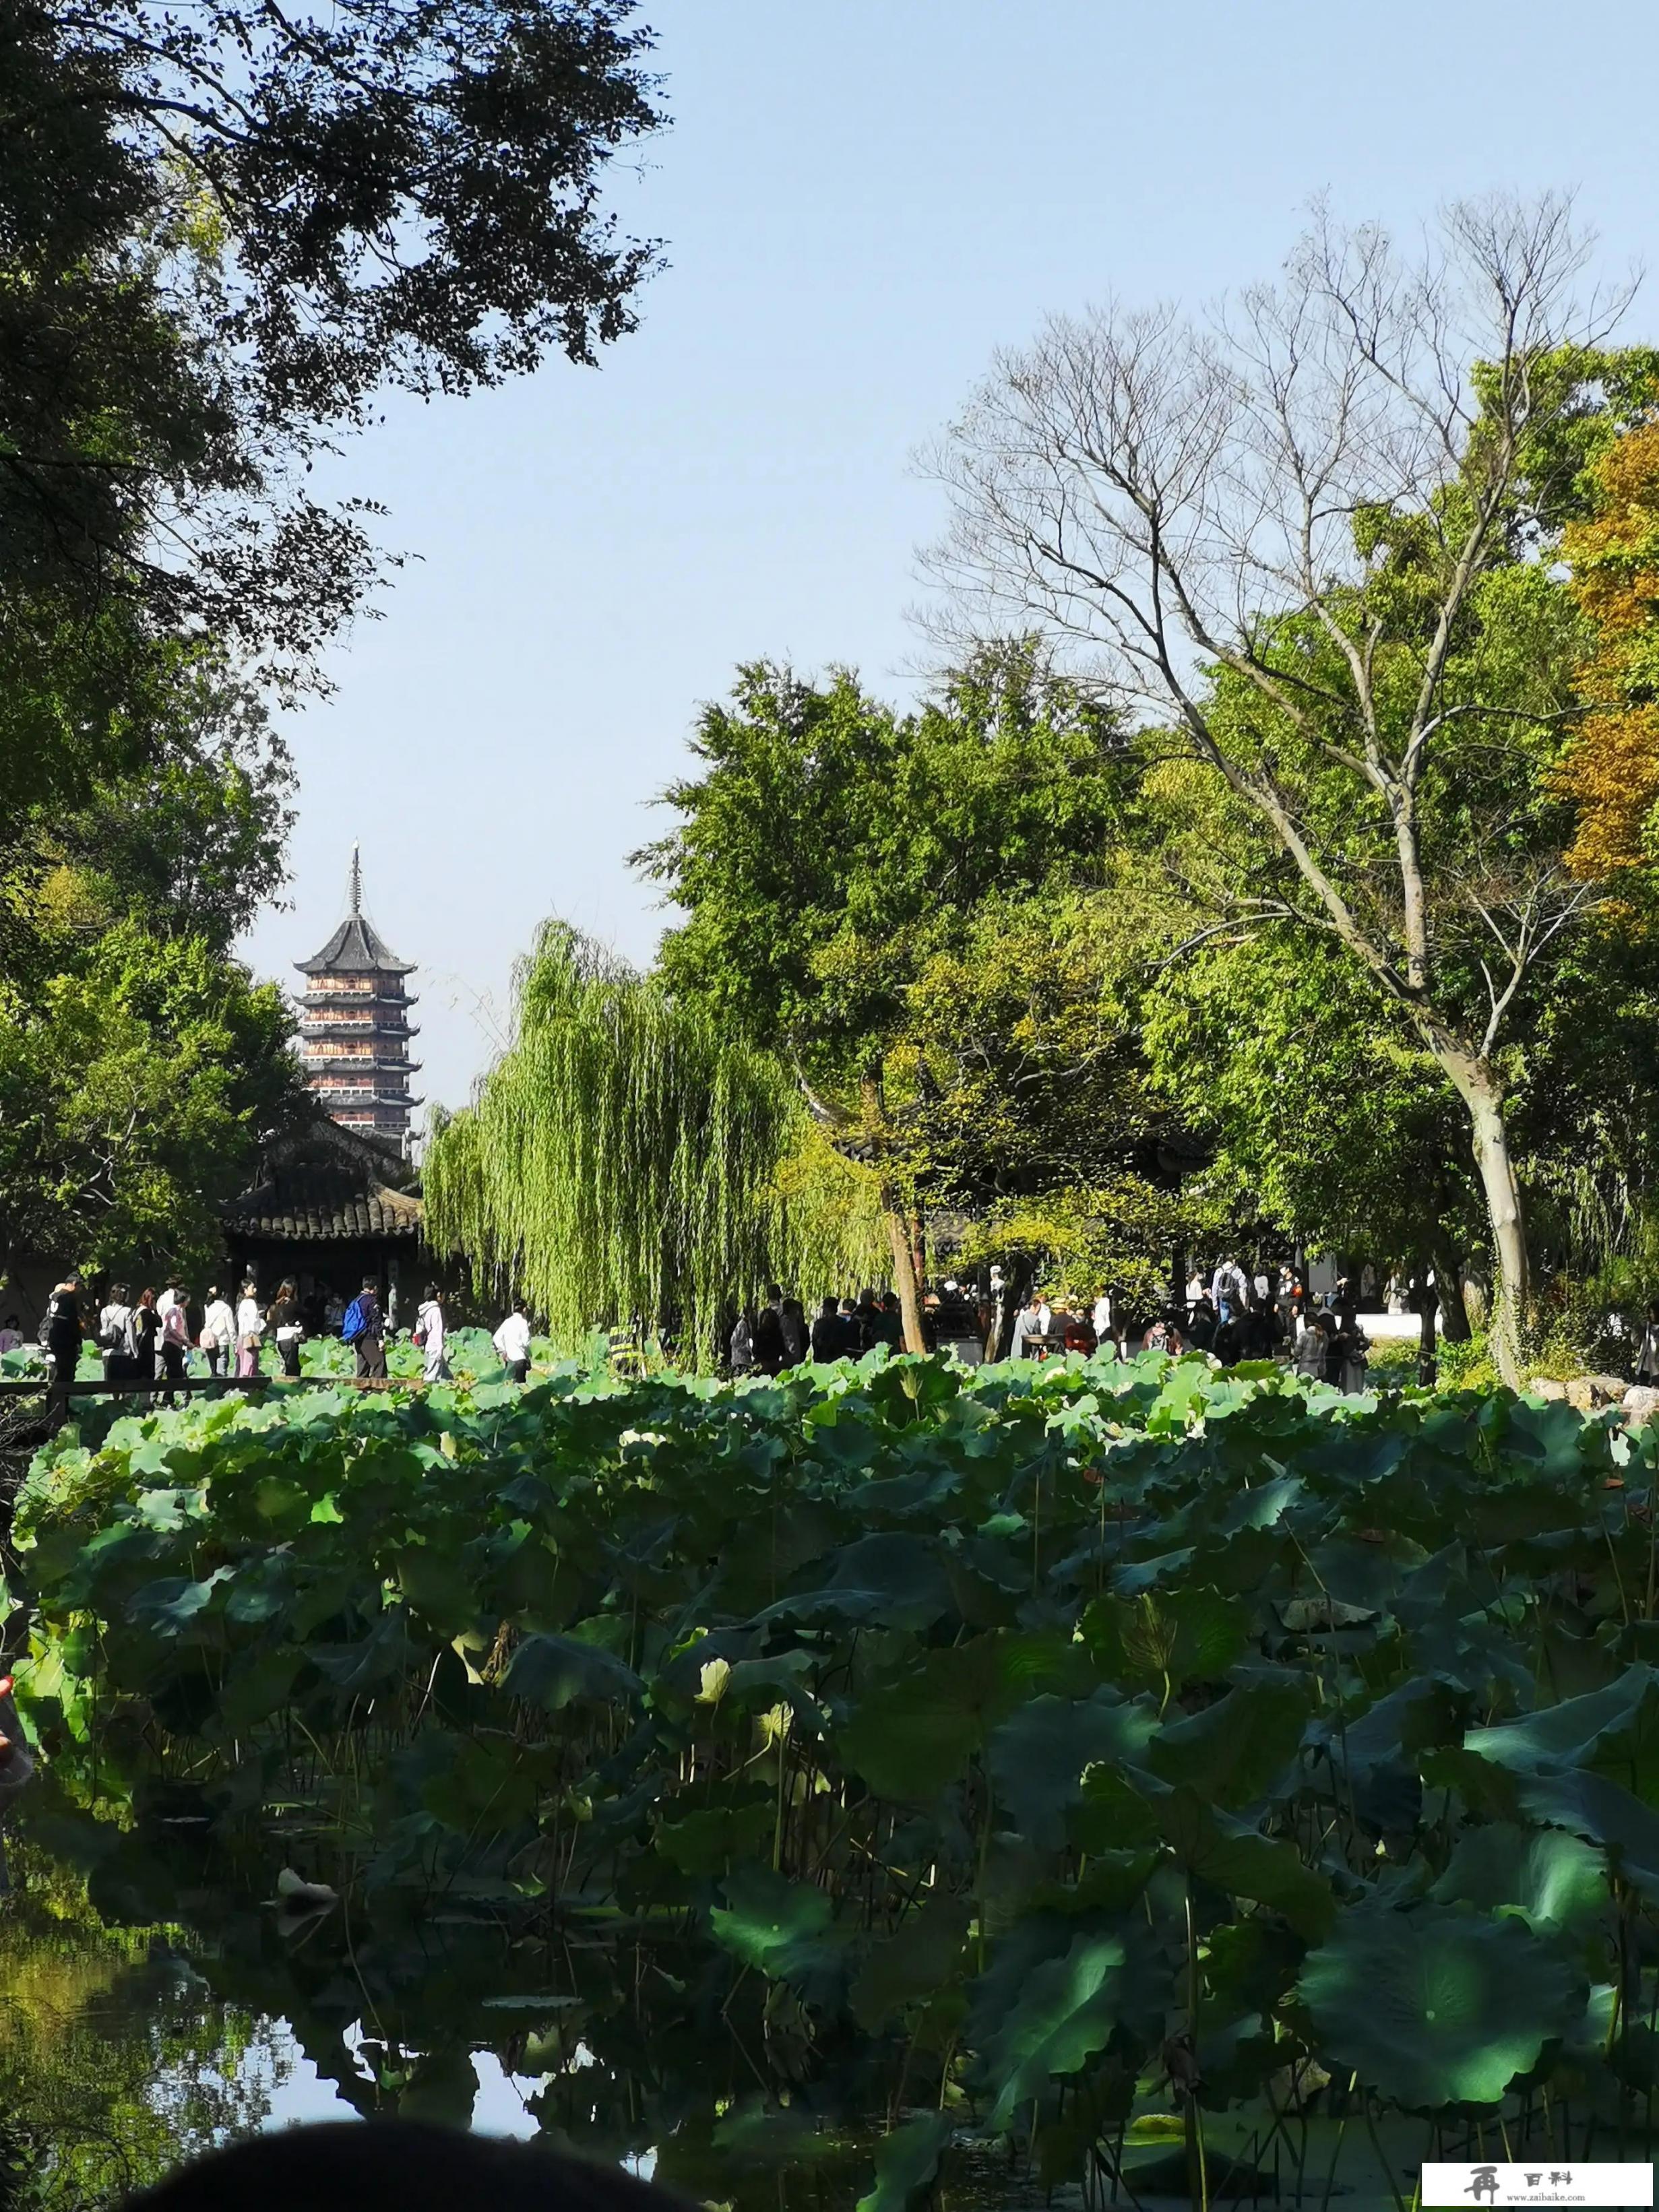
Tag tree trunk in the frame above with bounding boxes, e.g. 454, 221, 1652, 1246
985, 1257, 1034, 1363
1431, 1238, 1472, 1342
1436, 1044, 1530, 1388
884, 1201, 927, 1355
858, 1070, 927, 1355
1411, 1257, 1439, 1386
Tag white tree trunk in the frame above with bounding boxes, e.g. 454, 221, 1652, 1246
1435, 1044, 1530, 1388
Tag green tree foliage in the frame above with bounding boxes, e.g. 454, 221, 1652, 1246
635, 647, 1192, 1316
640, 647, 1129, 1075
0, 0, 663, 816
1144, 927, 1478, 1269
44, 668, 295, 958
425, 924, 887, 1366
0, 918, 302, 1280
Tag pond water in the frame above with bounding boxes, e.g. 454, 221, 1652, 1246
0, 1798, 1459, 2212
0, 1794, 912, 2212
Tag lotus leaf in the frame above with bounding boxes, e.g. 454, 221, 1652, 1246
1298, 1901, 1581, 2108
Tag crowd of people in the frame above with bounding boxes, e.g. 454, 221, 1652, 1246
22, 1272, 547, 1409
1009, 1257, 1373, 1391
15, 1254, 1377, 1413
729, 1284, 909, 1374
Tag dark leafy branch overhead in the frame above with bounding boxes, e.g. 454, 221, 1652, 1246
0, 0, 664, 694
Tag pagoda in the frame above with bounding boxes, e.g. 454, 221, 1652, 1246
294, 848, 422, 1143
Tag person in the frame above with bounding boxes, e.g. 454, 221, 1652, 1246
133, 1287, 160, 1384
753, 1284, 787, 1374
1243, 1297, 1286, 1361
158, 1290, 192, 1401
852, 1287, 885, 1352
41, 1275, 84, 1420
1332, 1309, 1371, 1393
342, 1276, 385, 1380
1210, 1257, 1249, 1321
1011, 1294, 1043, 1359
199, 1285, 234, 1379
1143, 1310, 1185, 1353
1091, 1287, 1112, 1344
0, 1314, 22, 1356
1211, 1308, 1245, 1366
1062, 1306, 1096, 1354
810, 1294, 846, 1361
235, 1279, 264, 1381
1, 1669, 34, 1819
493, 1298, 531, 1384
266, 1278, 305, 1378
414, 1283, 449, 1383
1293, 1310, 1335, 1381
728, 1307, 756, 1374
871, 1291, 904, 1350
1187, 1294, 1218, 1353
156, 1276, 185, 1326
778, 1294, 809, 1367
98, 1282, 137, 1385
1636, 1300, 1659, 1385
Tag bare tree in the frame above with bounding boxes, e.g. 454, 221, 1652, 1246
922, 194, 1629, 1385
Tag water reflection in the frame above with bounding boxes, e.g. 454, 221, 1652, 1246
0, 1789, 886, 2212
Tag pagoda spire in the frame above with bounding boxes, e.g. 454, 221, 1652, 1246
349, 842, 363, 917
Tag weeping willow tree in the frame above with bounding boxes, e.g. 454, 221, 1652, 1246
425, 924, 887, 1367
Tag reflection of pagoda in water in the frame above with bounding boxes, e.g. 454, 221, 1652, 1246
294, 846, 422, 1143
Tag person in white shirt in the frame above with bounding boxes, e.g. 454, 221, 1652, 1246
200, 1286, 234, 1379
98, 1284, 136, 1383
1091, 1289, 1112, 1345
1210, 1259, 1249, 1320
493, 1300, 532, 1383
234, 1280, 263, 1381
1011, 1298, 1043, 1359
415, 1283, 449, 1384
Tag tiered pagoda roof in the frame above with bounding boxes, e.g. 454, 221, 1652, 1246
295, 848, 422, 1143
295, 909, 416, 978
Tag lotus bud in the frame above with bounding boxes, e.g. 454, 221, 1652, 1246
695, 1657, 732, 1707
759, 1701, 793, 1746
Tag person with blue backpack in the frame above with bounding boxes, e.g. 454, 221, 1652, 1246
340, 1275, 385, 1379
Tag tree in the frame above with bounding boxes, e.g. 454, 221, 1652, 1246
47, 666, 296, 956
1555, 414, 1659, 876
925, 195, 1637, 1383
0, 0, 664, 777
423, 924, 886, 1367
0, 918, 304, 1280
1143, 922, 1483, 1319
635, 647, 1141, 1348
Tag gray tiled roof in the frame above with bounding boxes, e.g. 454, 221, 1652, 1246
295, 911, 414, 977
226, 1170, 425, 1242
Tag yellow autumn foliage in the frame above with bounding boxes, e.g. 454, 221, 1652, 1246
1558, 416, 1659, 875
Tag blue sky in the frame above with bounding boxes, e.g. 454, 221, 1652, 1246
243, 0, 1659, 1113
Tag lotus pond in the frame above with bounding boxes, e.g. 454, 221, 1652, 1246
4, 1350, 1659, 2210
